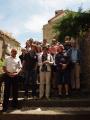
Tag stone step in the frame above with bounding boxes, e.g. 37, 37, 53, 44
2, 97, 90, 108
18, 89, 90, 98
0, 107, 90, 120
18, 98, 90, 107
1, 98, 90, 120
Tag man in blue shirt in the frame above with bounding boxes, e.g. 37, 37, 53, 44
69, 38, 80, 90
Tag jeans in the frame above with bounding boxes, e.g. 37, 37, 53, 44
24, 69, 37, 97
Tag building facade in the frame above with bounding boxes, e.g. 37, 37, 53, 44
0, 30, 21, 59
43, 10, 90, 92
81, 30, 90, 91
43, 10, 66, 43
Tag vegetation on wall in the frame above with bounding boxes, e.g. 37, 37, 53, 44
53, 9, 90, 42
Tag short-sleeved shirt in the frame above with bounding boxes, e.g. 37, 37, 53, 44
4, 56, 22, 73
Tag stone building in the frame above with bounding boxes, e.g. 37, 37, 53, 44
43, 10, 90, 92
43, 10, 66, 43
80, 30, 90, 92
0, 30, 21, 59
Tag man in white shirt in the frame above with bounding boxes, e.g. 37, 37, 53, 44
2, 48, 22, 112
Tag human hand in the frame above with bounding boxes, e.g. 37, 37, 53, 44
62, 64, 67, 70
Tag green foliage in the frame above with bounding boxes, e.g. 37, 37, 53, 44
53, 9, 90, 42
0, 59, 4, 67
0, 59, 4, 74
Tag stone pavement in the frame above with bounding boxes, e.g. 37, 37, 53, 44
1, 106, 90, 115
0, 106, 90, 120
0, 97, 90, 113
0, 97, 90, 120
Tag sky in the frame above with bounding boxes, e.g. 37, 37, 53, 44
0, 0, 90, 47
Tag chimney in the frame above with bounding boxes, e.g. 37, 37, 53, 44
55, 10, 64, 15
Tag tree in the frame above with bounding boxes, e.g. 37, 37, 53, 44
53, 9, 90, 42
54, 9, 90, 91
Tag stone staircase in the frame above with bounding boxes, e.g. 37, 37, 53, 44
0, 91, 90, 120
1, 80, 90, 120
1, 113, 90, 120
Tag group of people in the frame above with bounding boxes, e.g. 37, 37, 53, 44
0, 36, 81, 112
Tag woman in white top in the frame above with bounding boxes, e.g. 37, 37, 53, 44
38, 46, 54, 99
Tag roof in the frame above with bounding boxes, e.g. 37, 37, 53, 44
48, 10, 65, 23
0, 30, 20, 45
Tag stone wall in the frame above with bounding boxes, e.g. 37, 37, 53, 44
43, 22, 56, 43
0, 30, 21, 59
43, 10, 65, 43
81, 32, 90, 91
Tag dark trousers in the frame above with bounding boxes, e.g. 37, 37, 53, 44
3, 74, 19, 111
56, 70, 70, 85
24, 69, 37, 97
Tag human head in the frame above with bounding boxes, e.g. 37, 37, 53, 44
65, 36, 70, 41
57, 45, 64, 53
51, 39, 57, 45
25, 40, 30, 48
21, 48, 26, 54
31, 44, 37, 52
42, 46, 49, 54
37, 45, 42, 53
43, 39, 47, 44
28, 38, 33, 45
70, 37, 76, 47
11, 48, 17, 58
